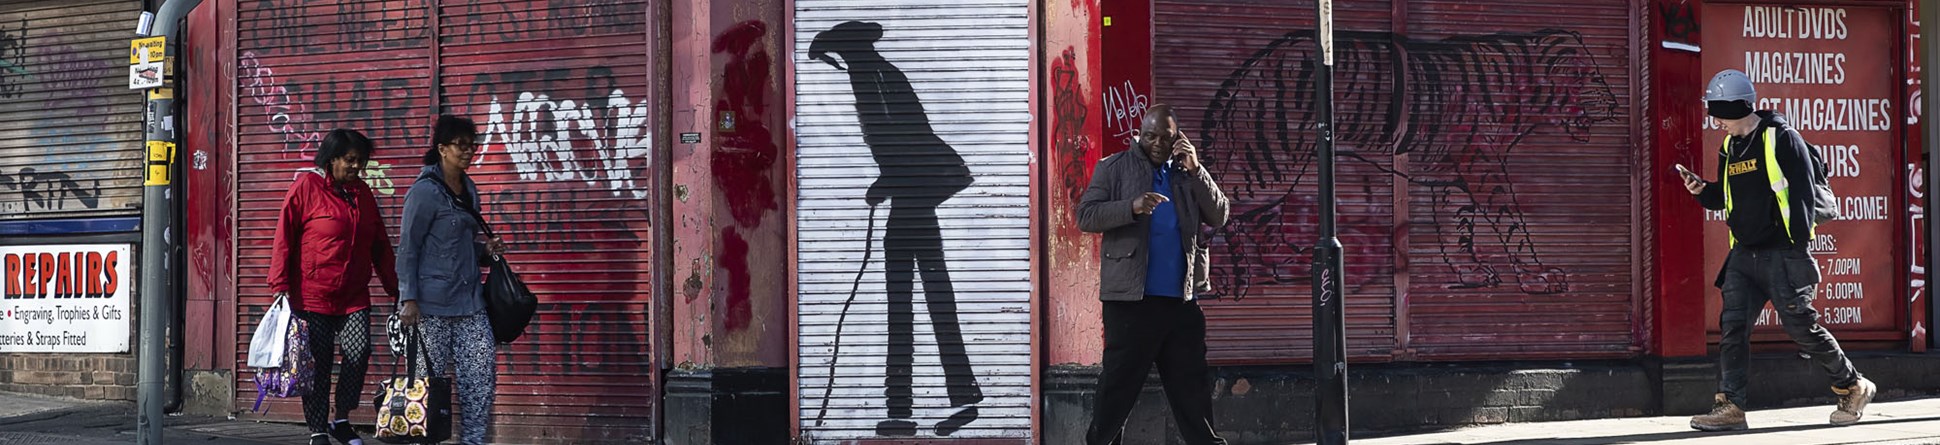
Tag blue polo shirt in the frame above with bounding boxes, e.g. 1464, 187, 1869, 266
1145, 164, 1186, 298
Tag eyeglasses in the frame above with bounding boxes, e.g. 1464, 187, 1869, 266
444, 142, 478, 152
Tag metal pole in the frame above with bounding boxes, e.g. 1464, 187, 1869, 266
1312, 0, 1348, 443
1922, 0, 1939, 351
137, 86, 174, 445
138, 1, 198, 441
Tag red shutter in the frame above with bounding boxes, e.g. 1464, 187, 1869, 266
1397, 0, 1639, 360
1153, 0, 1642, 363
233, 0, 436, 419
1154, 0, 1401, 364
232, 2, 657, 442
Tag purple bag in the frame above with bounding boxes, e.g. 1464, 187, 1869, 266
252, 314, 314, 412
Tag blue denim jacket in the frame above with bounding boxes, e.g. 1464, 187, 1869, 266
397, 164, 485, 317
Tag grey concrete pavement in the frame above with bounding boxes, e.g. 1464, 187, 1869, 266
0, 391, 312, 444
1301, 397, 1940, 445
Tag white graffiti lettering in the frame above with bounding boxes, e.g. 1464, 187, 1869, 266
237, 51, 321, 155
1102, 80, 1148, 146
1910, 164, 1926, 307
480, 90, 652, 199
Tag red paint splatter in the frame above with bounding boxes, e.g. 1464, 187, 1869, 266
711, 20, 781, 228
720, 227, 752, 331
1050, 47, 1093, 206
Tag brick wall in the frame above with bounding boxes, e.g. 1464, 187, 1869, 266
0, 354, 138, 401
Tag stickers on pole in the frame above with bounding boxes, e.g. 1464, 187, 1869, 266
146, 141, 173, 186
1319, 0, 1333, 66
129, 36, 163, 89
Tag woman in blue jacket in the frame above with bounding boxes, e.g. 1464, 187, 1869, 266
396, 115, 505, 445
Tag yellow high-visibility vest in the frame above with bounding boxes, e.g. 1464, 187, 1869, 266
1720, 129, 1806, 247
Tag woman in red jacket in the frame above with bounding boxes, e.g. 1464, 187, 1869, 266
267, 128, 400, 445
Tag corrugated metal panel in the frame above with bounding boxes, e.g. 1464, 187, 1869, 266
232, 0, 434, 421
794, 0, 1033, 441
437, 1, 656, 442
231, 2, 658, 443
0, 1, 145, 222
1154, 0, 1401, 364
1155, 0, 1640, 363
1400, 0, 1637, 360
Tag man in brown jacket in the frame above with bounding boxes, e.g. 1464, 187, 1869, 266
1078, 104, 1230, 445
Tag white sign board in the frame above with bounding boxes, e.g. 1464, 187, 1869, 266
129, 63, 162, 89
129, 37, 163, 90
0, 244, 132, 353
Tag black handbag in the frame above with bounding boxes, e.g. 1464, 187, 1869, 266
430, 175, 539, 344
373, 325, 452, 444
479, 246, 538, 344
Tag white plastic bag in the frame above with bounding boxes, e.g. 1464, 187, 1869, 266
247, 294, 292, 368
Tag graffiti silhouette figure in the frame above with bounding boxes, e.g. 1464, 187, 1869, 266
809, 21, 984, 437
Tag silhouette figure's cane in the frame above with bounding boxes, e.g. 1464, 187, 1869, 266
813, 202, 878, 426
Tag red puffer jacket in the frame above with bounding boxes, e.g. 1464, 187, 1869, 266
268, 169, 400, 315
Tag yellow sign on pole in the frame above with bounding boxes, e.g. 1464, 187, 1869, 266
129, 37, 164, 90
129, 37, 164, 64
145, 141, 173, 186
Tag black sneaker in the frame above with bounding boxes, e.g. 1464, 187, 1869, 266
309, 433, 332, 445
328, 420, 364, 445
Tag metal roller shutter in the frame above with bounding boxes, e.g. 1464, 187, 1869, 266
233, 0, 434, 419
0, 0, 144, 221
1154, 0, 1401, 363
1398, 0, 1637, 360
1154, 0, 1640, 362
794, 0, 1034, 441
437, 1, 656, 442
232, 1, 657, 442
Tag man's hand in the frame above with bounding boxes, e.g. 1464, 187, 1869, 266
1683, 175, 1707, 196
1172, 135, 1201, 173
398, 301, 421, 327
1132, 192, 1169, 215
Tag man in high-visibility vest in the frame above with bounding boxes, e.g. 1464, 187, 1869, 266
1679, 69, 1877, 432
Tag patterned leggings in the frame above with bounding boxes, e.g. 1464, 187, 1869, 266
296, 309, 371, 433
423, 314, 496, 445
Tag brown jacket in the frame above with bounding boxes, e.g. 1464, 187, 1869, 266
1077, 148, 1230, 301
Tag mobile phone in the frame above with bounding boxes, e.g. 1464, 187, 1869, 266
1672, 164, 1700, 182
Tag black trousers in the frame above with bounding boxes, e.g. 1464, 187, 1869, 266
882, 204, 983, 419
1717, 245, 1861, 407
1087, 298, 1225, 445
295, 309, 371, 434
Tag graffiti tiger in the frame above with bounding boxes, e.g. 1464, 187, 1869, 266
1199, 29, 1621, 299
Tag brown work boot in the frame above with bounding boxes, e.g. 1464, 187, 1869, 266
1689, 393, 1748, 431
1830, 377, 1877, 426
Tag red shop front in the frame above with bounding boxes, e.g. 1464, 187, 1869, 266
1699, 2, 1922, 350
184, 1, 663, 443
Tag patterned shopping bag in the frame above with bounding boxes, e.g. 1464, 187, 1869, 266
252, 304, 313, 413
373, 325, 451, 444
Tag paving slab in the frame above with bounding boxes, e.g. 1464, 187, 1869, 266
1296, 397, 1940, 445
